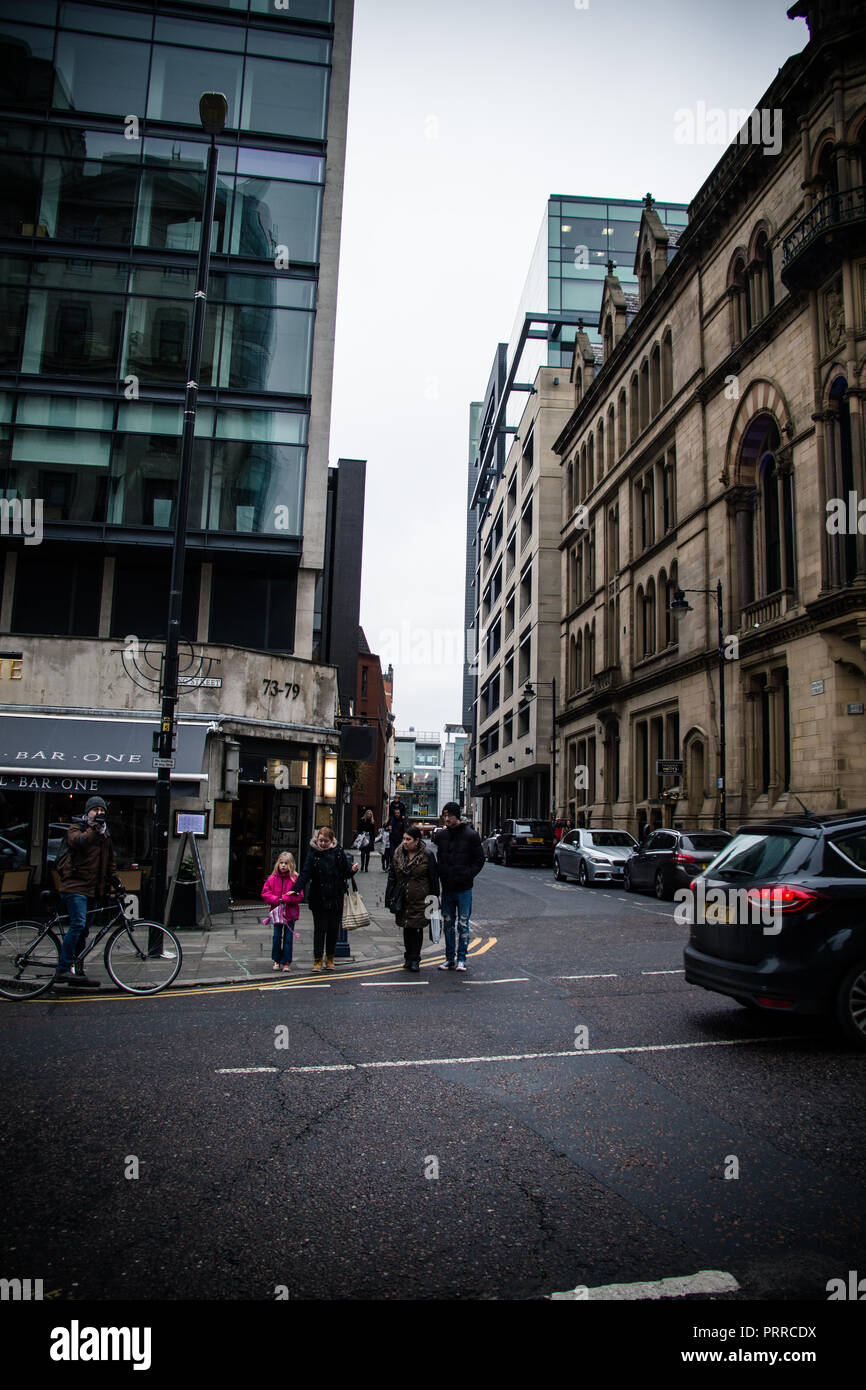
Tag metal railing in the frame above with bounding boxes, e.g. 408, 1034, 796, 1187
783, 186, 866, 265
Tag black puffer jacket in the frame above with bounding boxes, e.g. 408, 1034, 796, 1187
434, 822, 484, 894
292, 839, 355, 912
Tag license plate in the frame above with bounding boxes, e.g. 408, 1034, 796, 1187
526, 837, 543, 843
612, 867, 623, 874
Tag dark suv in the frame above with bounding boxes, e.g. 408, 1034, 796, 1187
683, 812, 866, 1048
496, 819, 555, 867
624, 828, 732, 900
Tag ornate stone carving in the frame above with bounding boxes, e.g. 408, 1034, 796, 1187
824, 280, 845, 352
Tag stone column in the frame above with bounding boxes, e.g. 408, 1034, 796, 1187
773, 446, 794, 594
725, 485, 758, 620
821, 409, 842, 589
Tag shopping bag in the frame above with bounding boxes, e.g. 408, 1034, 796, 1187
343, 888, 371, 930
428, 905, 443, 944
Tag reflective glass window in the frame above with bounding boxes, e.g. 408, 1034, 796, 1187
245, 29, 330, 63
108, 436, 209, 531
241, 57, 327, 139
60, 4, 152, 38
12, 549, 101, 638
20, 289, 126, 377
608, 220, 640, 255
208, 440, 304, 534
46, 128, 137, 161
0, 147, 44, 236
561, 280, 604, 312
31, 259, 128, 292
215, 273, 315, 308
218, 305, 313, 395
9, 425, 111, 521
116, 402, 182, 434
237, 148, 323, 182
0, 1, 56, 25
54, 33, 149, 118
40, 156, 138, 245
16, 396, 112, 429
250, 0, 333, 18
135, 159, 233, 252
0, 282, 28, 370
122, 296, 221, 387
230, 177, 322, 261
0, 23, 56, 110
147, 45, 243, 128
154, 17, 244, 49
215, 409, 306, 443
110, 557, 199, 641
144, 135, 237, 173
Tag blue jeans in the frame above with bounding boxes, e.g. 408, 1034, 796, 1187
59, 893, 90, 971
441, 889, 472, 963
272, 922, 294, 965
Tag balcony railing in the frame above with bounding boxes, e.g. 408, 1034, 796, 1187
592, 665, 620, 694
783, 186, 866, 266
740, 589, 794, 631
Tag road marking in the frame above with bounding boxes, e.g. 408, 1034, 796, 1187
558, 973, 618, 980
463, 977, 530, 985
217, 1067, 280, 1074
550, 1270, 740, 1301
234, 1035, 797, 1076
360, 981, 428, 987
641, 969, 684, 976
260, 983, 332, 991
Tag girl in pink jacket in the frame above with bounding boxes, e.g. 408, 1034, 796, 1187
262, 852, 303, 971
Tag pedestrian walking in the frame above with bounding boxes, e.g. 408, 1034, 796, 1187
386, 803, 408, 863
261, 851, 303, 971
55, 795, 120, 988
385, 824, 440, 972
289, 826, 357, 972
433, 802, 484, 972
380, 827, 391, 870
358, 809, 375, 871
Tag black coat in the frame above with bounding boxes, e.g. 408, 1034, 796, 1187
434, 822, 485, 894
387, 813, 408, 851
385, 842, 440, 924
293, 840, 355, 913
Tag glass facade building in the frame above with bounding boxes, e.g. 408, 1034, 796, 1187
0, 0, 346, 652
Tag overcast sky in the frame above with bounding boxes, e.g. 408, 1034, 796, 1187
328, 0, 809, 735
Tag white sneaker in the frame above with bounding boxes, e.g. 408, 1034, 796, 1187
456, 962, 467, 972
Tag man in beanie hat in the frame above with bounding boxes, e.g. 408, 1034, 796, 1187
55, 796, 118, 987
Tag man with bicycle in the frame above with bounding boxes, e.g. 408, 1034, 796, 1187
55, 796, 119, 988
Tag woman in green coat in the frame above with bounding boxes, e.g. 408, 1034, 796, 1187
385, 824, 440, 972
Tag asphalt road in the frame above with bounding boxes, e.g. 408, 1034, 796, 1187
2, 863, 864, 1305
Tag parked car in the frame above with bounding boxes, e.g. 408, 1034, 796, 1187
554, 828, 638, 885
0, 834, 27, 872
482, 829, 502, 861
683, 812, 866, 1047
496, 818, 555, 867
623, 828, 732, 900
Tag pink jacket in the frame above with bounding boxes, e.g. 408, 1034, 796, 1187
261, 870, 303, 923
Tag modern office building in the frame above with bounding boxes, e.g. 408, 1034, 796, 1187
440, 724, 467, 815
554, 0, 866, 835
0, 0, 354, 907
465, 193, 687, 825
394, 729, 443, 821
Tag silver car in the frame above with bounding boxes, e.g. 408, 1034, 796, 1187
554, 828, 638, 886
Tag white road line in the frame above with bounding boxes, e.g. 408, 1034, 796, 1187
550, 1270, 741, 1301
216, 1067, 280, 1074
263, 1035, 794, 1075
641, 969, 685, 976
258, 983, 332, 991
360, 980, 429, 987
557, 973, 619, 979
463, 978, 530, 985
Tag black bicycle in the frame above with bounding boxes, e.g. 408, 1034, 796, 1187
0, 887, 183, 1000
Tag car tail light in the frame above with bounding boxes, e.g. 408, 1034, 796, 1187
744, 885, 829, 913
673, 852, 698, 865
756, 996, 794, 1009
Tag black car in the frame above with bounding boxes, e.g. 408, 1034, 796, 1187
683, 812, 866, 1047
496, 819, 555, 867
623, 828, 732, 900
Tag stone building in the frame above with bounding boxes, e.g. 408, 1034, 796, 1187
554, 0, 866, 837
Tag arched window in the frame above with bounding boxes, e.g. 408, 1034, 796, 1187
604, 718, 620, 802
607, 405, 615, 469
815, 141, 837, 198
588, 433, 595, 492
829, 377, 856, 586
650, 344, 661, 416
579, 443, 587, 500
729, 255, 750, 343
735, 414, 796, 604
618, 389, 627, 455
661, 329, 673, 403
640, 250, 652, 301
597, 420, 604, 477
569, 634, 578, 693
576, 630, 583, 690
603, 314, 613, 358
658, 568, 668, 649
645, 578, 656, 656
761, 451, 781, 593
753, 229, 774, 317
639, 360, 650, 430
575, 367, 583, 403
585, 621, 595, 683
567, 461, 574, 517
630, 374, 639, 443
636, 586, 645, 658
687, 739, 705, 818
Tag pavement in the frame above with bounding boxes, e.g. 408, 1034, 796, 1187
56, 853, 452, 990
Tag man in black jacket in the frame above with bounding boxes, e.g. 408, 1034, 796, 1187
433, 802, 484, 972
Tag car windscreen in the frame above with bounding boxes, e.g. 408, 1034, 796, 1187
588, 832, 635, 848
681, 834, 731, 851
702, 832, 810, 879
513, 822, 551, 836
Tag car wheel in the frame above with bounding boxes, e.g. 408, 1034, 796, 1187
654, 869, 670, 901
578, 860, 589, 888
835, 960, 866, 1050
624, 865, 636, 893
553, 858, 563, 881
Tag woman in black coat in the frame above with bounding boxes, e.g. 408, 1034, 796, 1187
290, 826, 357, 971
386, 824, 440, 972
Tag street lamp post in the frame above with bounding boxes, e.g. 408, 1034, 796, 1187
668, 580, 726, 830
151, 93, 227, 925
522, 678, 558, 820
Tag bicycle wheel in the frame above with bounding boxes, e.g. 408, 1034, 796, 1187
104, 920, 183, 995
0, 921, 61, 1000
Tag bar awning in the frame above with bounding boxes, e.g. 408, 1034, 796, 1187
0, 714, 208, 795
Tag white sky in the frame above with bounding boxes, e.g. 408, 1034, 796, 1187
328, 0, 809, 733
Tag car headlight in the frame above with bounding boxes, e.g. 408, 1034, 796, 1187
586, 853, 610, 864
